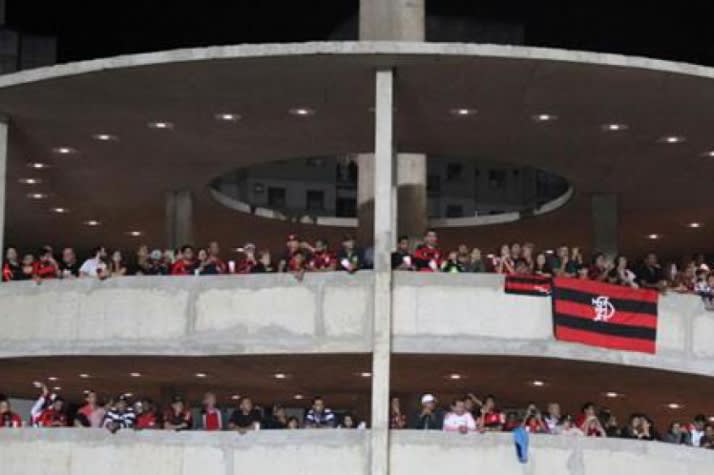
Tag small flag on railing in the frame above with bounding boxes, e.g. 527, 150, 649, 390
504, 275, 552, 297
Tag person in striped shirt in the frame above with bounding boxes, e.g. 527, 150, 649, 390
103, 395, 135, 433
304, 396, 336, 429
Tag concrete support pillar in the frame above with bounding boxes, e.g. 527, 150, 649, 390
359, 0, 425, 41
165, 190, 194, 249
397, 153, 427, 238
0, 121, 6, 264
591, 193, 619, 258
370, 69, 394, 475
356, 154, 375, 246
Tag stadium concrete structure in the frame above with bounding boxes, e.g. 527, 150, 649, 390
2, 2, 714, 474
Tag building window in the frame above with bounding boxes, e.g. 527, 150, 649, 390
268, 187, 286, 208
336, 197, 356, 217
446, 204, 464, 218
488, 170, 507, 190
446, 163, 463, 182
306, 190, 325, 211
427, 174, 441, 193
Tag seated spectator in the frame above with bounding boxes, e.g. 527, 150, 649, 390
207, 241, 227, 274
441, 251, 464, 273
510, 243, 522, 263
601, 410, 620, 437
636, 252, 668, 292
621, 413, 644, 439
533, 253, 553, 277
465, 248, 486, 273
391, 236, 413, 270
390, 397, 407, 429
34, 246, 60, 280
478, 395, 505, 432
409, 393, 444, 430
263, 404, 289, 429
337, 235, 362, 273
544, 402, 561, 433
672, 262, 697, 293
339, 413, 360, 429
134, 399, 160, 430
513, 259, 531, 275
103, 395, 135, 433
143, 249, 169, 275
575, 402, 606, 437
75, 390, 105, 428
588, 253, 611, 282
163, 395, 192, 431
663, 421, 690, 445
200, 392, 223, 431
59, 247, 80, 279
171, 245, 197, 276
109, 250, 127, 277
79, 246, 109, 279
2, 247, 22, 281
252, 250, 274, 273
443, 398, 477, 433
236, 243, 258, 274
308, 239, 337, 272
551, 246, 578, 277
228, 397, 262, 432
413, 230, 442, 272
304, 396, 336, 429
494, 244, 515, 274
286, 417, 300, 429
278, 235, 302, 273
0, 397, 22, 428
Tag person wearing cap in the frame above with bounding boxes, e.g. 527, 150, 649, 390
0, 397, 22, 428
163, 395, 193, 431
336, 235, 363, 273
409, 394, 444, 430
413, 230, 443, 272
103, 395, 136, 433
278, 234, 302, 273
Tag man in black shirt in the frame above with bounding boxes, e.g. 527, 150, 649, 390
391, 236, 413, 270
409, 394, 445, 430
228, 397, 262, 433
636, 252, 668, 291
59, 247, 81, 278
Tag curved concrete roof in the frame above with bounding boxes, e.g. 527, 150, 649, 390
2, 42, 714, 255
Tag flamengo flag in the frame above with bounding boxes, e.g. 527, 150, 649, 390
504, 275, 552, 297
552, 278, 658, 354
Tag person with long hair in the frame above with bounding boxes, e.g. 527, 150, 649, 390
109, 250, 127, 277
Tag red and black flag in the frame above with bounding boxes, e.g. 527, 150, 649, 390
504, 275, 552, 297
551, 277, 658, 354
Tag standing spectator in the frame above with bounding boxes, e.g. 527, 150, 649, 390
392, 236, 414, 270
145, 249, 169, 275
163, 395, 192, 431
465, 248, 486, 273
304, 396, 336, 429
443, 398, 477, 433
608, 256, 638, 288
228, 397, 262, 432
200, 392, 223, 431
494, 244, 515, 274
413, 230, 442, 272
688, 414, 707, 447
556, 415, 585, 436
19, 254, 35, 280
663, 422, 690, 445
409, 394, 444, 430
34, 246, 60, 280
207, 241, 227, 274
171, 245, 197, 276
2, 247, 22, 281
79, 246, 109, 279
134, 245, 150, 275
31, 387, 67, 427
575, 402, 606, 437
588, 253, 611, 282
252, 250, 275, 273
700, 424, 714, 448
441, 251, 464, 273
621, 414, 644, 439
278, 235, 302, 273
544, 402, 562, 433
340, 413, 360, 429
236, 243, 258, 274
263, 404, 289, 429
551, 246, 573, 277
0, 398, 22, 428
59, 248, 80, 279
337, 235, 362, 273
75, 390, 105, 428
523, 403, 549, 433
308, 239, 337, 272
134, 399, 160, 430
510, 243, 522, 263
109, 250, 127, 277
478, 395, 505, 432
289, 250, 308, 281
390, 397, 407, 429
636, 252, 668, 292
286, 417, 300, 429
103, 395, 135, 433
456, 244, 471, 269
521, 242, 535, 272
534, 253, 553, 277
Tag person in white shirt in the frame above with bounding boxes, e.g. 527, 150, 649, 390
544, 402, 562, 433
79, 246, 108, 279
443, 398, 477, 434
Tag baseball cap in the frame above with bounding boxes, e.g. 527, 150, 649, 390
420, 393, 436, 405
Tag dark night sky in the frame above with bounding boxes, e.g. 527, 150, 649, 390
6, 1, 714, 66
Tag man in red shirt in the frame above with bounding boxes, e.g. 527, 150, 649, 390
34, 246, 60, 279
207, 241, 227, 274
413, 230, 442, 272
31, 389, 67, 428
0, 398, 22, 428
134, 399, 160, 430
478, 395, 505, 432
278, 234, 302, 273
236, 243, 258, 274
163, 395, 192, 431
308, 239, 336, 271
75, 390, 105, 428
200, 392, 223, 431
171, 245, 197, 275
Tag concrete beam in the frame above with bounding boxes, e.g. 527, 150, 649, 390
359, 0, 425, 41
591, 193, 619, 258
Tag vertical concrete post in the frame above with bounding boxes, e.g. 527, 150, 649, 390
165, 190, 194, 249
356, 154, 375, 246
591, 193, 619, 258
370, 69, 394, 475
397, 153, 427, 238
0, 121, 7, 264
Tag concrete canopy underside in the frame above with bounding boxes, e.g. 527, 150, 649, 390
2, 42, 714, 255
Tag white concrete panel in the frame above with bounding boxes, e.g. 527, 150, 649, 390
692, 312, 714, 357
322, 286, 369, 336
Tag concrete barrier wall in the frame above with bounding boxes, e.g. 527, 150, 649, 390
0, 273, 373, 357
393, 273, 714, 377
1, 429, 712, 475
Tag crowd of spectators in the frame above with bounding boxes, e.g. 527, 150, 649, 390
3, 230, 713, 299
2, 385, 713, 451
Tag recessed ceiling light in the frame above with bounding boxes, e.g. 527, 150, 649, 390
667, 403, 683, 410
148, 121, 174, 129
53, 146, 76, 155
231, 394, 241, 400
360, 372, 372, 378
92, 133, 118, 141
79, 373, 90, 379
688, 222, 702, 228
18, 178, 42, 185
447, 373, 462, 380
195, 372, 207, 378
84, 220, 101, 226
293, 393, 305, 400
659, 135, 685, 144
702, 150, 714, 158
531, 380, 546, 387
27, 162, 49, 169
124, 392, 134, 398
449, 108, 477, 117
602, 123, 628, 131
27, 193, 48, 200
604, 391, 621, 398
544, 249, 554, 255
647, 233, 660, 240
215, 113, 241, 122
288, 107, 315, 117
129, 372, 141, 377
51, 207, 69, 214
532, 113, 557, 122
274, 373, 288, 380
126, 230, 142, 237
48, 376, 59, 382
709, 416, 714, 423
52, 386, 62, 391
